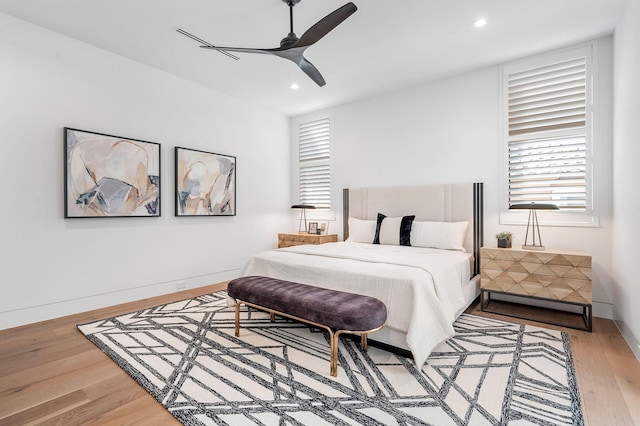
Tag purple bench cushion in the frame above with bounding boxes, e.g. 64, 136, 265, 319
227, 276, 387, 332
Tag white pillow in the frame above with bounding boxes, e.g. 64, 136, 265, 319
378, 216, 403, 245
346, 217, 377, 243
410, 221, 469, 251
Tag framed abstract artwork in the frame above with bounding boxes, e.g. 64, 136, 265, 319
64, 128, 161, 218
175, 147, 236, 216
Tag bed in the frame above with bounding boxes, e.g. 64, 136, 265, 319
241, 183, 484, 368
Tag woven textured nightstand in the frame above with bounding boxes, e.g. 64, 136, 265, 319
480, 246, 592, 331
277, 233, 338, 248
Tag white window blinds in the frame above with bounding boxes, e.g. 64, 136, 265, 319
508, 136, 587, 209
508, 58, 587, 136
505, 51, 591, 210
298, 117, 331, 209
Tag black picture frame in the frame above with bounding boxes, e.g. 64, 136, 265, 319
175, 147, 236, 216
64, 127, 161, 218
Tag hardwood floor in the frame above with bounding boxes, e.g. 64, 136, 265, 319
1, 283, 639, 425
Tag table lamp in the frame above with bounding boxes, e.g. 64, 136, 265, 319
291, 204, 315, 233
509, 202, 559, 250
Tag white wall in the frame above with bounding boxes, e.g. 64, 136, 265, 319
302, 37, 615, 319
613, 0, 640, 359
0, 13, 291, 329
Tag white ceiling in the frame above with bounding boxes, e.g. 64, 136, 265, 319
0, 0, 626, 116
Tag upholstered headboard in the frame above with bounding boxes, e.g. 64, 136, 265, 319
343, 183, 484, 275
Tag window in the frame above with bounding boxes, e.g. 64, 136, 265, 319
298, 116, 331, 209
501, 44, 597, 225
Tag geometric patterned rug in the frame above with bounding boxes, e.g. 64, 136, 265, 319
78, 291, 584, 425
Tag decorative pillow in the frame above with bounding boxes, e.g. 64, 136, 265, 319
410, 220, 469, 251
346, 217, 377, 243
373, 213, 415, 246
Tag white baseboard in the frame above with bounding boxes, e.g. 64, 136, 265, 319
0, 269, 241, 331
592, 301, 614, 319
615, 319, 640, 361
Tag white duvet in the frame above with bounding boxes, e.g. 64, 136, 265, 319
241, 241, 469, 368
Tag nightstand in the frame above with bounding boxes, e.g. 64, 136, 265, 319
277, 233, 338, 248
480, 246, 592, 331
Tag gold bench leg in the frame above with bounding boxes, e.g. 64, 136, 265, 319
330, 330, 338, 377
232, 300, 385, 377
234, 301, 240, 337
329, 330, 375, 377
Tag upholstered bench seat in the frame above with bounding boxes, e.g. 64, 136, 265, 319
227, 275, 387, 376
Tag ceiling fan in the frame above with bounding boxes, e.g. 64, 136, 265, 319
179, 0, 357, 87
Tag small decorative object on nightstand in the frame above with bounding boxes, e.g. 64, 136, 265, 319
480, 246, 592, 331
495, 231, 512, 248
308, 222, 318, 234
278, 233, 338, 248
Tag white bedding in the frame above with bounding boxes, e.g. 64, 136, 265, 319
241, 241, 472, 368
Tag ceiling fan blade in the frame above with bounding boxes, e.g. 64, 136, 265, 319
200, 45, 275, 56
177, 28, 240, 60
299, 57, 326, 87
202, 44, 325, 86
296, 2, 357, 48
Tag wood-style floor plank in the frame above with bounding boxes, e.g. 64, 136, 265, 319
1, 358, 121, 419
0, 282, 638, 425
601, 329, 640, 423
567, 325, 634, 426
82, 392, 178, 426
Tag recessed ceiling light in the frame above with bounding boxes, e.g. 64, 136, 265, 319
473, 18, 487, 28
290, 83, 300, 90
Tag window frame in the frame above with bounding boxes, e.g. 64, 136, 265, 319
291, 110, 334, 217
499, 43, 600, 228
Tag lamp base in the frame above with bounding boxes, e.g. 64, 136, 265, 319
522, 244, 546, 251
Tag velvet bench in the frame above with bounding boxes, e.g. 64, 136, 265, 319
227, 276, 387, 376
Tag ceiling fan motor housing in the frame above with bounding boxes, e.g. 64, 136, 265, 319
280, 33, 299, 48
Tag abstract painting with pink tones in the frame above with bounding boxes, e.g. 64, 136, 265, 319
64, 128, 161, 218
175, 147, 236, 216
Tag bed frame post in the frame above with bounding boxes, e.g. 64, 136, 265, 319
473, 182, 484, 276
343, 188, 350, 241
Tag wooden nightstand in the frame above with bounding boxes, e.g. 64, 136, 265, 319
277, 233, 338, 248
480, 246, 592, 331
